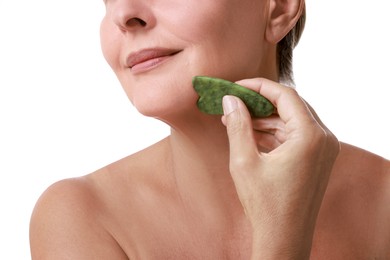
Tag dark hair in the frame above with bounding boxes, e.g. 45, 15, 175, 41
277, 6, 306, 86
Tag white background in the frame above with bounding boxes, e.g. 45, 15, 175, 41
0, 0, 389, 258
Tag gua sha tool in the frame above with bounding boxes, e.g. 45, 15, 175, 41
193, 76, 274, 117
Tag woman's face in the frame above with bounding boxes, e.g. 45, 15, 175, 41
100, 0, 274, 119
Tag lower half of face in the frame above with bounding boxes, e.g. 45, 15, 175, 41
100, 0, 275, 122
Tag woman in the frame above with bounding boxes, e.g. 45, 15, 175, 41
30, 0, 390, 259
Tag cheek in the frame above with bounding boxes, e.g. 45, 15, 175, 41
168, 2, 267, 79
175, 19, 209, 43
100, 19, 121, 70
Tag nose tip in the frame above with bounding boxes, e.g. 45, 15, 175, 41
112, 3, 152, 32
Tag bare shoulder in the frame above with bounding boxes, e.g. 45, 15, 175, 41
314, 142, 390, 257
29, 177, 129, 259
30, 138, 171, 259
332, 143, 390, 196
337, 142, 389, 172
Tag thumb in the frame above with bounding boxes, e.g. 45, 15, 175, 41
222, 95, 258, 162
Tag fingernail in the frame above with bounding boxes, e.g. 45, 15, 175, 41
222, 95, 238, 115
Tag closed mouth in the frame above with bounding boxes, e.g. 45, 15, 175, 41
126, 48, 182, 69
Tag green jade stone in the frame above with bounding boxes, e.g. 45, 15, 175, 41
193, 76, 274, 117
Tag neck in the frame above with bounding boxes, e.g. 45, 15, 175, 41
164, 112, 244, 220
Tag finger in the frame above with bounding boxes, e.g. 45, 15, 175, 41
252, 117, 277, 135
236, 78, 315, 127
222, 95, 259, 164
253, 131, 282, 152
252, 115, 287, 142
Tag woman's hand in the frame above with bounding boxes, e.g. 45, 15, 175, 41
221, 78, 340, 259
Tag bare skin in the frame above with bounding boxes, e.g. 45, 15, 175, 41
29, 79, 390, 259
30, 0, 390, 258
30, 131, 390, 259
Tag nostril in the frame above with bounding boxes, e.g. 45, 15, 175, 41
126, 17, 147, 27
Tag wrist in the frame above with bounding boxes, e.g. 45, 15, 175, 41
250, 216, 316, 260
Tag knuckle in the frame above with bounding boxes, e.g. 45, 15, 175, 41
229, 155, 256, 175
308, 126, 328, 145
283, 85, 299, 98
285, 86, 298, 94
325, 130, 341, 156
306, 125, 340, 158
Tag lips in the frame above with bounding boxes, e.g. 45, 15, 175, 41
126, 48, 181, 72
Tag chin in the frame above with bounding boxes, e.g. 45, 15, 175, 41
123, 72, 197, 117
131, 90, 196, 121
133, 102, 168, 118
